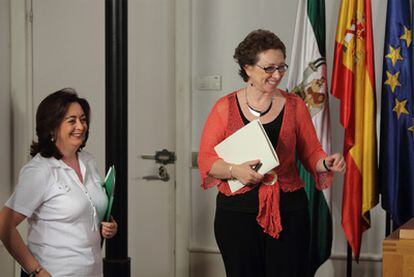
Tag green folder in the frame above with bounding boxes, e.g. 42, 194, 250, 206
103, 166, 116, 222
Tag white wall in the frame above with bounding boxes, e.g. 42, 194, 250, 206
31, 0, 105, 173
0, 0, 11, 202
0, 0, 15, 276
191, 0, 389, 276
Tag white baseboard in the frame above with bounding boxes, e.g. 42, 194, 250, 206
189, 245, 382, 262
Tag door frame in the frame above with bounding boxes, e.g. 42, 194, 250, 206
10, 0, 33, 181
10, 0, 33, 276
174, 0, 192, 276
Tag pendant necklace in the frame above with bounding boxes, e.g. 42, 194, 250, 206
245, 88, 273, 118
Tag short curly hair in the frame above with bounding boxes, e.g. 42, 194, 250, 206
30, 88, 90, 159
233, 29, 286, 82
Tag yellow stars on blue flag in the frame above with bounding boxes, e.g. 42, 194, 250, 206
400, 26, 412, 47
408, 119, 414, 134
383, 24, 412, 121
393, 98, 409, 119
384, 71, 401, 92
386, 46, 403, 66
379, 0, 414, 230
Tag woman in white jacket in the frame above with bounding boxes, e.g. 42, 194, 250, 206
0, 88, 118, 277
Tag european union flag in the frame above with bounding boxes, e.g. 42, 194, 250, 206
380, 0, 414, 227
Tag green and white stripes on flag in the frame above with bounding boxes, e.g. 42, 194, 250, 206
286, 0, 332, 275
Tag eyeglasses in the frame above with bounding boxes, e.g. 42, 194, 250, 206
256, 63, 289, 74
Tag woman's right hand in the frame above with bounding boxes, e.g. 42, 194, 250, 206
231, 160, 263, 185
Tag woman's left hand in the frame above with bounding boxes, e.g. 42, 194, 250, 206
101, 216, 118, 239
324, 153, 346, 173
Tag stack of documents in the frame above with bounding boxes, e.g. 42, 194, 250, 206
214, 119, 279, 192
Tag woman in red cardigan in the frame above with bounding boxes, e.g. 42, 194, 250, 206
198, 29, 345, 277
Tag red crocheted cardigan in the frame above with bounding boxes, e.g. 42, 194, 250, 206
198, 89, 333, 238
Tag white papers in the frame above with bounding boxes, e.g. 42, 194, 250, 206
214, 119, 279, 192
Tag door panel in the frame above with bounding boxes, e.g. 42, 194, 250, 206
128, 0, 175, 276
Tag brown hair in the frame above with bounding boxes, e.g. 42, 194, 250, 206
30, 88, 90, 159
233, 29, 286, 82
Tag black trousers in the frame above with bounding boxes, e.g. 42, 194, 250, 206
214, 207, 310, 277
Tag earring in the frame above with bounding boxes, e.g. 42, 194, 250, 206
51, 137, 54, 142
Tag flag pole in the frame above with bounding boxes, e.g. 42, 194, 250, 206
346, 243, 352, 277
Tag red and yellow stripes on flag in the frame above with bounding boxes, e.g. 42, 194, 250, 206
331, 0, 378, 260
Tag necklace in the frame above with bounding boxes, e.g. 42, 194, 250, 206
245, 88, 273, 117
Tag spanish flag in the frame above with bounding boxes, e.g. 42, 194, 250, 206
331, 0, 378, 260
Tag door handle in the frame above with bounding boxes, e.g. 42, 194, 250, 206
140, 149, 176, 165
142, 165, 170, 182
140, 149, 174, 182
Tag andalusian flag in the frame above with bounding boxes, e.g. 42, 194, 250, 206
286, 0, 332, 274
380, 0, 414, 229
331, 0, 378, 260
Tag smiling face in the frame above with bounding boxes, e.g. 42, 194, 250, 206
244, 49, 286, 94
55, 102, 88, 154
